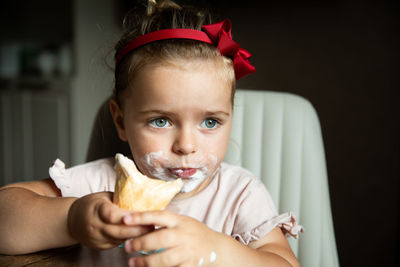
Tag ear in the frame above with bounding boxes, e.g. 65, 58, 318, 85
109, 99, 128, 142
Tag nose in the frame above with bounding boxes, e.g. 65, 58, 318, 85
172, 127, 197, 155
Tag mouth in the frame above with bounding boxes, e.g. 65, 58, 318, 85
169, 168, 197, 178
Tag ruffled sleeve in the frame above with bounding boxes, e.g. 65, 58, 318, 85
49, 157, 116, 197
49, 159, 74, 196
274, 212, 304, 238
230, 178, 304, 245
232, 212, 304, 245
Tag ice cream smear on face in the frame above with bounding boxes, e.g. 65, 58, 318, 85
142, 151, 218, 193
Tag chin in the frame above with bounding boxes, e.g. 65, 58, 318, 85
180, 179, 205, 193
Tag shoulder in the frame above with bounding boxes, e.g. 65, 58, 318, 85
66, 157, 116, 185
67, 157, 115, 174
50, 157, 116, 197
218, 162, 265, 191
218, 162, 276, 210
214, 162, 270, 206
219, 162, 255, 180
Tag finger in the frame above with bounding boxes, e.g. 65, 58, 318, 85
126, 210, 180, 228
102, 224, 154, 240
125, 228, 178, 253
98, 201, 130, 224
123, 215, 156, 232
129, 246, 186, 267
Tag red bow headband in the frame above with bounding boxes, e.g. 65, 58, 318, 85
115, 19, 255, 80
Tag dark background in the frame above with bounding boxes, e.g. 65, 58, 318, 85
209, 1, 399, 266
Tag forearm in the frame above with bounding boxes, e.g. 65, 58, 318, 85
0, 187, 78, 255
216, 234, 296, 267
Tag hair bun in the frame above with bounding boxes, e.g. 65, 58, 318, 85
146, 0, 157, 16
147, 0, 182, 16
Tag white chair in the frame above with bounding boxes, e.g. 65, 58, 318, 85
225, 90, 339, 267
87, 89, 339, 267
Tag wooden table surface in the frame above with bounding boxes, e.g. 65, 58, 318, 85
0, 245, 138, 267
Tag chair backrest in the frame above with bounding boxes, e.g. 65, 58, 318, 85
86, 89, 339, 267
224, 90, 339, 266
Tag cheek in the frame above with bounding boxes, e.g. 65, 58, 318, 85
202, 128, 231, 159
126, 125, 170, 157
129, 142, 170, 175
126, 131, 173, 177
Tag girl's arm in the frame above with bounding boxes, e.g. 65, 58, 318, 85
244, 227, 300, 267
0, 179, 152, 255
210, 227, 299, 267
0, 179, 77, 254
123, 210, 300, 267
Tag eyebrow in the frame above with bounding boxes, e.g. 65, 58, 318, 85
138, 110, 230, 117
204, 111, 231, 117
138, 110, 174, 116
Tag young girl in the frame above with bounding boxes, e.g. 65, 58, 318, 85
0, 1, 302, 266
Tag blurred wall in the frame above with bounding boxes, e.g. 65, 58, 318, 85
70, 0, 121, 165
0, 0, 74, 182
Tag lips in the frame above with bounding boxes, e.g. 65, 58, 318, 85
169, 168, 197, 178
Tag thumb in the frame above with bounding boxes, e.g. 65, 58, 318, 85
97, 197, 130, 224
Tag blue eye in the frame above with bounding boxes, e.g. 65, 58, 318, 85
201, 119, 218, 129
150, 118, 170, 128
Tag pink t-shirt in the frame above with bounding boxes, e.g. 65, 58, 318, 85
49, 158, 302, 244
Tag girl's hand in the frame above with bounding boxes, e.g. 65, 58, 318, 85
124, 210, 224, 267
67, 192, 153, 249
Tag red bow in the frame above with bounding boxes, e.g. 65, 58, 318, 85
202, 19, 256, 80
115, 19, 255, 80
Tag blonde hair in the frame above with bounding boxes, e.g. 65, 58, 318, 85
114, 0, 235, 106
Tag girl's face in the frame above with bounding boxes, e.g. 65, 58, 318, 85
111, 60, 233, 199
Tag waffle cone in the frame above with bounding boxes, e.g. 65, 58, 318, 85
113, 153, 183, 211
